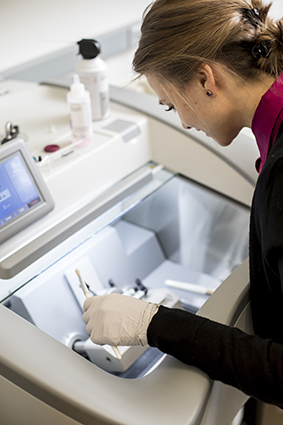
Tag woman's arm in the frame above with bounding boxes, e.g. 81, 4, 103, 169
83, 291, 283, 408
148, 305, 283, 408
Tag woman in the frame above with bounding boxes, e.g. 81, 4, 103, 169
83, 0, 283, 407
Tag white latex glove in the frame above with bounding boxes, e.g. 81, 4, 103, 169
83, 294, 159, 346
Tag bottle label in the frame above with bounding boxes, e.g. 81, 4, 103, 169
69, 102, 92, 141
100, 90, 109, 118
79, 73, 109, 120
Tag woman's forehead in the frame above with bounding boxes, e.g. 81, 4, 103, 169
146, 74, 174, 102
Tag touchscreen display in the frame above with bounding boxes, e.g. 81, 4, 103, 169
0, 152, 43, 228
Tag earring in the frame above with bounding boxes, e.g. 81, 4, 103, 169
206, 90, 212, 97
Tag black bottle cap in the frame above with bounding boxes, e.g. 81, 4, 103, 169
77, 39, 101, 59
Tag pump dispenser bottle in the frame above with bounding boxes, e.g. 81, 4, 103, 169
67, 74, 93, 145
76, 39, 110, 121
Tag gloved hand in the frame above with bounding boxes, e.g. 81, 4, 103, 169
83, 294, 159, 346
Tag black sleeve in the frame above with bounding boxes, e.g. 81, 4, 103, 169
147, 305, 283, 408
279, 257, 283, 294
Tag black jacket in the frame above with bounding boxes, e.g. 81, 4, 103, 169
148, 123, 283, 408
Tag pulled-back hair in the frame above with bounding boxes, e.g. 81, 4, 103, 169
133, 0, 283, 86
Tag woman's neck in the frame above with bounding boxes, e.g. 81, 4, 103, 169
237, 74, 276, 128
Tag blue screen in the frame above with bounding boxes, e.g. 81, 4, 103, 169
0, 152, 42, 227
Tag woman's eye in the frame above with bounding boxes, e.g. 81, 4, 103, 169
165, 105, 176, 112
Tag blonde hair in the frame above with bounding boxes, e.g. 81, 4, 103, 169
133, 0, 283, 86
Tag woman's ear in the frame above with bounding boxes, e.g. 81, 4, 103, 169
197, 64, 216, 94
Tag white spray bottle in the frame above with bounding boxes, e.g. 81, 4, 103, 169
67, 74, 93, 146
75, 39, 110, 121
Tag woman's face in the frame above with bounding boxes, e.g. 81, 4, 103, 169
146, 72, 245, 147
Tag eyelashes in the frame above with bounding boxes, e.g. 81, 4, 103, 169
158, 101, 176, 113
164, 105, 176, 112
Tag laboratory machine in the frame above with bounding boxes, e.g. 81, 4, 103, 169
0, 77, 257, 424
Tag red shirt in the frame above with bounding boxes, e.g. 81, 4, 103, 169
252, 73, 283, 173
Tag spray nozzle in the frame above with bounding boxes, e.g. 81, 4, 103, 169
77, 39, 101, 59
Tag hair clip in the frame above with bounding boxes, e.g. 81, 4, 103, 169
241, 7, 261, 27
251, 8, 260, 18
251, 41, 271, 59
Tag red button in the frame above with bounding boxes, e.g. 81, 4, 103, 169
44, 144, 60, 153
